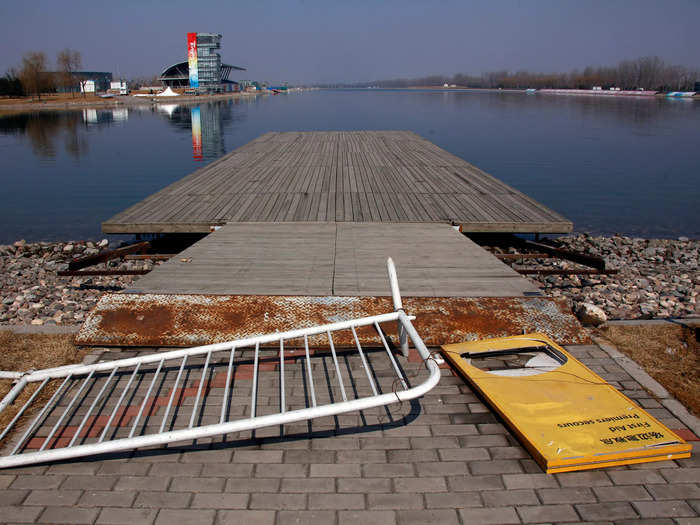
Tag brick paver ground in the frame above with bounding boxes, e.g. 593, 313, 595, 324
1, 343, 698, 524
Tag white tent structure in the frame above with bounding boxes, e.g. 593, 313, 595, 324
156, 87, 180, 97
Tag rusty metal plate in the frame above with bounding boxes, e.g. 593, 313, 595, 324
76, 294, 589, 348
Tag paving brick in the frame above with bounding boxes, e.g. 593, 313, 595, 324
277, 510, 338, 525
148, 463, 203, 477
0, 504, 43, 523
134, 491, 192, 508
338, 510, 396, 525
517, 504, 579, 523
661, 468, 700, 483
79, 490, 136, 507
608, 469, 667, 485
396, 509, 459, 524
430, 424, 479, 436
249, 492, 306, 510
224, 478, 280, 493
382, 425, 431, 437
310, 463, 360, 477
424, 492, 482, 508
558, 470, 613, 487
576, 502, 639, 521
309, 493, 365, 509
61, 474, 118, 490
448, 474, 504, 492
154, 509, 215, 525
115, 475, 170, 491
633, 500, 697, 518
488, 447, 529, 460
410, 437, 460, 449
338, 477, 391, 493
24, 489, 82, 506
502, 473, 558, 489
311, 437, 360, 450
98, 462, 151, 476
190, 492, 248, 509
200, 463, 254, 477
362, 463, 413, 477
38, 506, 100, 524
393, 477, 447, 493
96, 507, 158, 525
283, 449, 336, 463
592, 485, 652, 502
360, 437, 410, 450
233, 450, 283, 463
338, 450, 387, 463
0, 474, 16, 489
169, 476, 226, 492
179, 448, 233, 464
538, 487, 597, 504
387, 450, 436, 463
415, 461, 467, 476
47, 461, 100, 475
280, 478, 336, 493
437, 448, 490, 461
217, 510, 275, 525
482, 489, 538, 507
255, 463, 308, 478
367, 493, 424, 510
458, 506, 520, 524
648, 484, 700, 500
459, 434, 509, 447
469, 459, 523, 475
11, 475, 65, 489
0, 488, 29, 506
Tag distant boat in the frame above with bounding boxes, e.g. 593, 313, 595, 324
99, 93, 114, 99
666, 91, 696, 98
525, 89, 537, 94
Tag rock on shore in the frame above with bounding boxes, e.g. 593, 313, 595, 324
0, 240, 157, 326
525, 234, 699, 320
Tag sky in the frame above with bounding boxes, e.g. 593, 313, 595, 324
1, 0, 698, 85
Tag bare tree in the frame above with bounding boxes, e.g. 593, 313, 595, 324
19, 52, 49, 100
56, 49, 81, 97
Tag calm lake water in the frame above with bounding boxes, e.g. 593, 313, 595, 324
1, 89, 698, 244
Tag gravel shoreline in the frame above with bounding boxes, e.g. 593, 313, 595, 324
505, 234, 699, 321
0, 240, 149, 326
1, 235, 698, 326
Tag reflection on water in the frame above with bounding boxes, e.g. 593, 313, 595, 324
155, 102, 231, 160
0, 91, 698, 242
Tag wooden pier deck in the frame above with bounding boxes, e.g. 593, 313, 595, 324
128, 222, 540, 297
103, 131, 572, 234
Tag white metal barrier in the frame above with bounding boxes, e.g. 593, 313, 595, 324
0, 258, 440, 469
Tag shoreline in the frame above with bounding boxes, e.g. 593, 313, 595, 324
1, 234, 697, 327
0, 90, 281, 116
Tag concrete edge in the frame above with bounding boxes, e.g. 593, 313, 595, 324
591, 334, 700, 437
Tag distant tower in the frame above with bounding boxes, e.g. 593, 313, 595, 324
187, 32, 222, 89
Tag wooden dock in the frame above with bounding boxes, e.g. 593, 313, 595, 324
127, 223, 540, 297
103, 131, 572, 234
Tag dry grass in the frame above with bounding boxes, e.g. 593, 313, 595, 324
0, 332, 89, 444
596, 324, 699, 416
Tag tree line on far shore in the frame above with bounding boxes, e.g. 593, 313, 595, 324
0, 49, 83, 99
322, 57, 699, 92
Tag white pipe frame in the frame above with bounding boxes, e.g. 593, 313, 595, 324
0, 259, 440, 469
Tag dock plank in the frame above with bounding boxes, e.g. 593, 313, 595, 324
102, 131, 572, 234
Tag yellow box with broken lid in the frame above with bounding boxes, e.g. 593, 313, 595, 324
441, 333, 691, 473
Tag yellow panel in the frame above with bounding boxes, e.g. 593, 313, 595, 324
441, 333, 691, 473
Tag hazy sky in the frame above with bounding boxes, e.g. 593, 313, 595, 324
1, 0, 698, 84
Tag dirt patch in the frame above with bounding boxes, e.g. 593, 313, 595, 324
0, 332, 90, 444
596, 323, 699, 416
